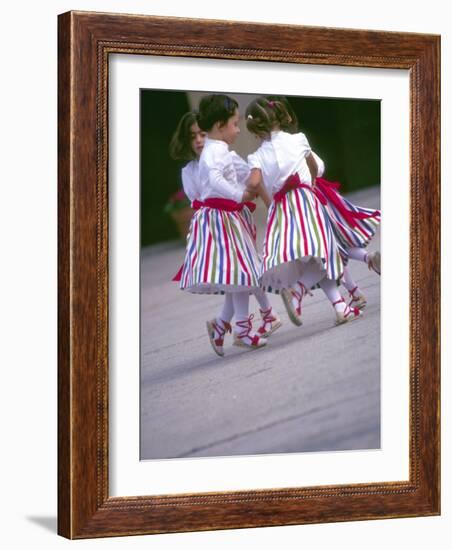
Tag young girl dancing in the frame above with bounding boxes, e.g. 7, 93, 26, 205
245, 97, 363, 326
178, 96, 280, 356
264, 95, 381, 311
170, 110, 281, 351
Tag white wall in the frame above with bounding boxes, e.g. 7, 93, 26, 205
1, 0, 449, 548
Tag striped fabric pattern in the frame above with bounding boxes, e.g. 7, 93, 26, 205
240, 204, 257, 244
261, 187, 345, 289
180, 206, 260, 294
322, 195, 381, 249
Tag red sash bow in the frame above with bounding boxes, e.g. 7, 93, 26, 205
273, 173, 311, 202
314, 177, 380, 229
273, 174, 379, 229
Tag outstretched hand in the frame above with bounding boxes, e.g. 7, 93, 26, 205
245, 168, 272, 208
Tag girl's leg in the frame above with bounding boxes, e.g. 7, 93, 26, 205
232, 291, 249, 321
342, 264, 358, 290
341, 265, 367, 309
348, 246, 381, 275
318, 277, 344, 311
348, 247, 368, 262
232, 292, 266, 349
281, 261, 324, 326
253, 289, 271, 311
318, 276, 362, 325
217, 293, 234, 324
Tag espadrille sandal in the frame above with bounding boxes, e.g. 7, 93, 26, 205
333, 298, 363, 326
206, 319, 232, 357
348, 285, 367, 310
257, 307, 282, 338
280, 283, 310, 326
233, 315, 267, 350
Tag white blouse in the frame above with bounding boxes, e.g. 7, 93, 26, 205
181, 159, 200, 202
247, 130, 324, 196
198, 138, 247, 203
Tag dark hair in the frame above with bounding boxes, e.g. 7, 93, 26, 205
265, 95, 299, 133
197, 94, 239, 132
169, 111, 199, 161
245, 97, 295, 137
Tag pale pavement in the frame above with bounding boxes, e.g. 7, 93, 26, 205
140, 186, 381, 460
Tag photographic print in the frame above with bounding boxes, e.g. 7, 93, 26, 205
140, 90, 381, 460
58, 11, 439, 538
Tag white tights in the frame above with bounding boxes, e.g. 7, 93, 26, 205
295, 260, 325, 293
341, 265, 358, 292
342, 247, 368, 296
253, 289, 271, 312
318, 277, 346, 312
218, 292, 250, 323
218, 293, 234, 323
348, 247, 368, 263
218, 289, 272, 324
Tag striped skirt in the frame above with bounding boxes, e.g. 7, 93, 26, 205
180, 205, 260, 294
260, 186, 346, 292
315, 179, 381, 249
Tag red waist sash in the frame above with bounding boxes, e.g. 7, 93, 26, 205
193, 198, 256, 213
314, 177, 380, 228
273, 173, 310, 203
273, 173, 379, 229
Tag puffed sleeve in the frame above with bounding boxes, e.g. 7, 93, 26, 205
208, 150, 244, 203
230, 151, 251, 187
247, 150, 262, 170
181, 162, 199, 202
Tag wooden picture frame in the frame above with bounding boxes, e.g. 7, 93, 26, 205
58, 10, 440, 539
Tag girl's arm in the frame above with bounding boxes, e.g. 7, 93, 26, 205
208, 167, 245, 203
298, 132, 319, 185
246, 168, 272, 208
312, 152, 325, 177
306, 152, 318, 185
255, 181, 272, 209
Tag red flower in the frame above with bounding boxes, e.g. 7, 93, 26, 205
164, 189, 191, 213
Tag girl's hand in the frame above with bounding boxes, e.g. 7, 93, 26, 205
242, 189, 256, 202
245, 168, 271, 208
256, 181, 272, 208
245, 168, 262, 193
